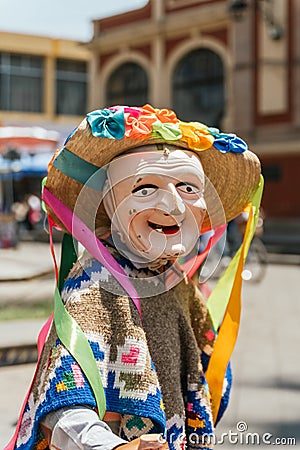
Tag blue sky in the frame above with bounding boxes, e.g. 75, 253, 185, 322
0, 0, 148, 41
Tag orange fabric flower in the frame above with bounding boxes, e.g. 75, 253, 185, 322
142, 104, 178, 124
124, 104, 179, 139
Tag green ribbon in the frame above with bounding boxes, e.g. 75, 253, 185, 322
41, 177, 48, 213
58, 234, 78, 291
54, 234, 106, 419
53, 148, 107, 191
207, 175, 264, 330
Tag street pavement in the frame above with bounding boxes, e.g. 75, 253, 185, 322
0, 242, 299, 448
215, 262, 300, 449
0, 241, 56, 281
0, 241, 58, 307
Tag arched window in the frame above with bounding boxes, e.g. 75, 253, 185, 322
172, 49, 224, 128
106, 62, 148, 106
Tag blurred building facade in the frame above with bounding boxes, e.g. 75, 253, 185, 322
0, 1, 299, 250
0, 31, 91, 146
0, 32, 91, 245
86, 0, 300, 233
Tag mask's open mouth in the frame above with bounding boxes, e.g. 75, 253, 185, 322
148, 220, 181, 235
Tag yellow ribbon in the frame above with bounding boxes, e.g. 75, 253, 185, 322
206, 175, 264, 423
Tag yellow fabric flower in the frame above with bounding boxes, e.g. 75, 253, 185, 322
179, 121, 214, 151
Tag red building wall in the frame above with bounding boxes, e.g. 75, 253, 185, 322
261, 154, 300, 217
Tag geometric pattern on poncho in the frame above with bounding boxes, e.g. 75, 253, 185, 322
14, 249, 231, 450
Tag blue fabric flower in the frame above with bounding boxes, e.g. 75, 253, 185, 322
213, 133, 248, 153
87, 108, 125, 140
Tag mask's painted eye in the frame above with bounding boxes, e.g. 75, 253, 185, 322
132, 184, 158, 197
176, 182, 202, 194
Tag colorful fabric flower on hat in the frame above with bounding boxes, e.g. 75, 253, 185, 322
179, 121, 215, 151
110, 105, 141, 118
87, 108, 125, 140
207, 127, 220, 137
213, 133, 248, 153
124, 109, 157, 139
151, 122, 182, 141
85, 104, 248, 156
142, 104, 178, 124
108, 105, 155, 139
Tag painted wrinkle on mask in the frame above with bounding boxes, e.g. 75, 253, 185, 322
135, 181, 185, 236
127, 181, 204, 259
167, 183, 185, 217
105, 149, 207, 262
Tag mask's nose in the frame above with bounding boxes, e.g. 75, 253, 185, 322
157, 183, 185, 217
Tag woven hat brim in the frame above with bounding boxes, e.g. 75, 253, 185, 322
45, 118, 261, 234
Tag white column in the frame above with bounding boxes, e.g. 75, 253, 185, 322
152, 0, 164, 21
88, 53, 102, 110
151, 36, 166, 107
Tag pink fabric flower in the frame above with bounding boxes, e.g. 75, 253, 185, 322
109, 105, 141, 118
124, 110, 157, 139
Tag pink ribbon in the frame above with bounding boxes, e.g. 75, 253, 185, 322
42, 187, 142, 318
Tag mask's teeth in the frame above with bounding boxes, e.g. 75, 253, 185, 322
156, 227, 163, 233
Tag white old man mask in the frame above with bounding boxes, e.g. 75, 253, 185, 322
103, 145, 207, 268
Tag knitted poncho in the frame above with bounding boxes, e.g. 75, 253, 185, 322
15, 247, 231, 450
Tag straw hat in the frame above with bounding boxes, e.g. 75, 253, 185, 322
44, 104, 261, 234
